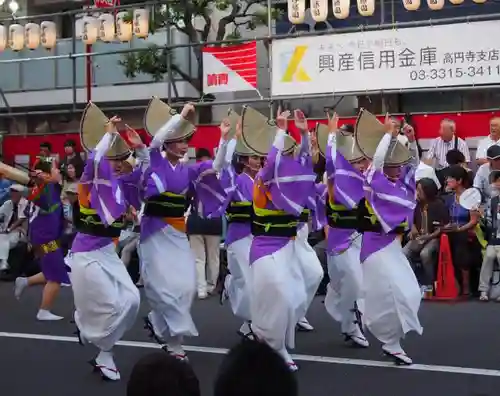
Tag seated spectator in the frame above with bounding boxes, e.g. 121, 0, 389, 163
404, 178, 449, 294
214, 338, 298, 396
0, 176, 13, 206
0, 184, 28, 271
127, 352, 200, 396
478, 171, 500, 301
443, 165, 482, 296
474, 144, 500, 205
437, 149, 474, 192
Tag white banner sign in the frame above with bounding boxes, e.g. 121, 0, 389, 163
271, 21, 500, 96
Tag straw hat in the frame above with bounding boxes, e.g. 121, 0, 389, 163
316, 123, 364, 162
80, 102, 131, 160
240, 106, 296, 156
226, 109, 260, 157
144, 97, 195, 142
354, 109, 411, 166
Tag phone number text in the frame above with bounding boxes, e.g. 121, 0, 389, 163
409, 65, 500, 81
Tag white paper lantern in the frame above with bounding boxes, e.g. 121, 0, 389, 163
357, 0, 375, 16
40, 21, 57, 50
98, 13, 115, 42
427, 0, 444, 9
311, 0, 329, 22
8, 24, 24, 51
288, 0, 306, 24
472, 0, 487, 3
0, 25, 6, 52
403, 0, 421, 9
133, 9, 149, 38
82, 16, 98, 45
332, 0, 350, 19
24, 23, 40, 50
449, 0, 464, 4
116, 11, 132, 42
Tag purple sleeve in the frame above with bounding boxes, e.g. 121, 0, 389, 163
188, 161, 227, 218
118, 168, 144, 210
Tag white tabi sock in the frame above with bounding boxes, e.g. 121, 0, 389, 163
14, 277, 28, 300
166, 335, 186, 359
36, 309, 63, 321
95, 350, 121, 381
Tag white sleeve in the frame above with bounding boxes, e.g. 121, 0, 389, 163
372, 133, 392, 170
213, 139, 230, 172
94, 132, 114, 163
475, 139, 488, 160
150, 114, 183, 149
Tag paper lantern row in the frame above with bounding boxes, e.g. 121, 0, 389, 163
0, 21, 57, 52
81, 9, 149, 45
289, 0, 488, 23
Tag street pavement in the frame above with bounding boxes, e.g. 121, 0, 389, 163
1, 282, 500, 396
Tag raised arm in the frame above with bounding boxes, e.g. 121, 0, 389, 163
212, 118, 233, 173
293, 109, 311, 166
324, 112, 339, 182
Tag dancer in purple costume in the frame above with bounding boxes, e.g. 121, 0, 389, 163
14, 160, 70, 321
354, 110, 422, 365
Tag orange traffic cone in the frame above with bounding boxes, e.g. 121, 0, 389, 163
431, 233, 460, 301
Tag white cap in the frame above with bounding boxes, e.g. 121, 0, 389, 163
10, 184, 25, 192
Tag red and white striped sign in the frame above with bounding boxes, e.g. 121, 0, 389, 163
94, 0, 119, 8
202, 41, 258, 94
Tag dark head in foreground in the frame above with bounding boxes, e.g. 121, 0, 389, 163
214, 338, 298, 396
127, 352, 200, 396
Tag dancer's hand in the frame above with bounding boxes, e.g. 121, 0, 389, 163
326, 111, 339, 134
294, 109, 308, 133
105, 116, 121, 133
403, 123, 415, 143
276, 107, 291, 130
219, 118, 231, 141
384, 114, 398, 138
235, 117, 242, 140
181, 102, 196, 119
125, 125, 144, 149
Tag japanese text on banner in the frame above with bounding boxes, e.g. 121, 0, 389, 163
271, 21, 500, 96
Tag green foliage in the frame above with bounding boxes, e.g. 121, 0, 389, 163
119, 0, 281, 90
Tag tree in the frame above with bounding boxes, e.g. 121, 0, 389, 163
119, 0, 281, 94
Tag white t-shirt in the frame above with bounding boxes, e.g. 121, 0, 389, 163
476, 135, 500, 160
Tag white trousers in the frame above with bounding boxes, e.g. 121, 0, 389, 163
189, 234, 221, 293
140, 225, 198, 340
325, 236, 365, 333
294, 224, 324, 319
226, 235, 253, 321
363, 238, 423, 346
69, 243, 140, 352
250, 240, 307, 352
0, 231, 20, 261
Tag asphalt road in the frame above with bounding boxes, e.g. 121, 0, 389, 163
1, 282, 500, 396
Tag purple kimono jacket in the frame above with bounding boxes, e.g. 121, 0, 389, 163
324, 133, 365, 255
249, 130, 316, 265
360, 133, 418, 262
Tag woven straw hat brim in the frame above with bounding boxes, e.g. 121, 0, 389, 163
354, 109, 411, 166
80, 102, 131, 160
144, 97, 195, 142
240, 106, 296, 156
